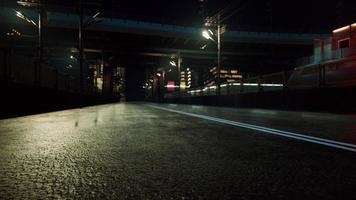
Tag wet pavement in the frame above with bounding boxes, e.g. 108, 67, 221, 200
0, 103, 356, 199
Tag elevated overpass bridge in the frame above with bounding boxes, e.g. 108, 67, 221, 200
0, 5, 328, 75
0, 6, 327, 45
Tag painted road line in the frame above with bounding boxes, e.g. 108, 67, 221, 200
148, 105, 356, 153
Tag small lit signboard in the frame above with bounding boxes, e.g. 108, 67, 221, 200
167, 81, 175, 92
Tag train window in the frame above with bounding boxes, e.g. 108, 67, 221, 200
338, 38, 350, 49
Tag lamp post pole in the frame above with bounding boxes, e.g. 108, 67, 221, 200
177, 53, 182, 98
217, 14, 221, 96
79, 3, 84, 93
203, 15, 223, 96
16, 0, 46, 85
37, 1, 43, 86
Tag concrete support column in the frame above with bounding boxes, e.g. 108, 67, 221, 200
2, 49, 7, 80
103, 64, 113, 96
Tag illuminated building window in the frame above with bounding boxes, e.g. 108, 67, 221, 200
210, 67, 217, 73
232, 75, 242, 78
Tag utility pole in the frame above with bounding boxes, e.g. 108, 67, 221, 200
77, 4, 102, 94
36, 0, 44, 86
202, 2, 245, 96
177, 52, 182, 98
17, 0, 44, 85
217, 14, 221, 96
37, 4, 42, 85
79, 2, 84, 93
203, 15, 223, 96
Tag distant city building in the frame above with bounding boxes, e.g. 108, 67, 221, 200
179, 68, 191, 90
90, 63, 125, 97
204, 67, 243, 86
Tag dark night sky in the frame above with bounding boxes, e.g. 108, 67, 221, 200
5, 0, 356, 33
88, 0, 356, 33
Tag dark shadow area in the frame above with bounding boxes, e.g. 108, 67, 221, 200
0, 81, 119, 119
125, 67, 146, 101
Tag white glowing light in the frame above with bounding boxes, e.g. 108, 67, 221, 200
14, 10, 38, 27
202, 30, 213, 41
261, 83, 284, 87
165, 85, 179, 88
243, 83, 259, 86
170, 61, 177, 67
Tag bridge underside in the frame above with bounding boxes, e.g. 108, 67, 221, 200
0, 5, 321, 74
0, 25, 314, 74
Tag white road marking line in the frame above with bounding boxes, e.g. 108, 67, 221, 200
148, 105, 356, 153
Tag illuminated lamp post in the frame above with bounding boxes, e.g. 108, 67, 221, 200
14, 4, 43, 85
170, 53, 182, 98
78, 0, 102, 93
202, 15, 225, 96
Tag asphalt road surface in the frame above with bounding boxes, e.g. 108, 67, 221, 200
0, 103, 356, 199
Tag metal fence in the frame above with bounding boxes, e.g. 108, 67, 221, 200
164, 71, 287, 99
296, 47, 356, 66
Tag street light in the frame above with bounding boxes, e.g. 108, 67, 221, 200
14, 10, 38, 27
78, 7, 103, 94
14, 7, 44, 86
92, 12, 100, 19
202, 15, 224, 96
169, 61, 177, 67
169, 54, 182, 97
202, 29, 215, 41
17, 0, 40, 7
84, 12, 102, 28
200, 44, 208, 50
